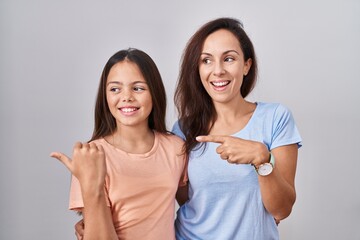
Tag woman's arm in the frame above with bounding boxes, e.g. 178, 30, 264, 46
257, 144, 298, 221
74, 219, 84, 240
196, 135, 298, 221
176, 185, 189, 206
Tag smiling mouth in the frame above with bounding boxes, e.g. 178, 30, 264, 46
119, 107, 139, 113
211, 80, 231, 87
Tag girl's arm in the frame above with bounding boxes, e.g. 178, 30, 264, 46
81, 190, 117, 240
51, 142, 118, 240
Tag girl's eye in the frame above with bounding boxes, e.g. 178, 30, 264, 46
110, 87, 120, 92
134, 86, 145, 92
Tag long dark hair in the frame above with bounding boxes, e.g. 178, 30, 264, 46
90, 48, 167, 141
174, 17, 258, 155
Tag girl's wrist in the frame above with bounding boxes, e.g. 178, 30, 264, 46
81, 182, 105, 198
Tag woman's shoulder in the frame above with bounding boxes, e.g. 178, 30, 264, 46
256, 102, 292, 115
257, 101, 286, 109
170, 121, 186, 140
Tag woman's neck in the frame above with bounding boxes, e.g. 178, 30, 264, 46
211, 98, 256, 135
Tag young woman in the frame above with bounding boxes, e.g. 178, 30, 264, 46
51, 48, 187, 240
173, 17, 302, 239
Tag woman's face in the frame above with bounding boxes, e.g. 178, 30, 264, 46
199, 29, 252, 104
106, 61, 153, 130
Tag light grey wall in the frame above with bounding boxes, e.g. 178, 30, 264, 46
1, 0, 359, 239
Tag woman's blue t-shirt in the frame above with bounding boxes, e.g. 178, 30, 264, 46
172, 102, 302, 240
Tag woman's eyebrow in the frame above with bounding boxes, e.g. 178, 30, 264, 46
201, 50, 240, 56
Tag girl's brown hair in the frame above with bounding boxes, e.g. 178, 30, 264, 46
90, 48, 167, 141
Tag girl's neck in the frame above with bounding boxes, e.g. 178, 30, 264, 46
107, 125, 155, 154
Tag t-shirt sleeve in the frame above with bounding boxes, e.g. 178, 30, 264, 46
270, 104, 302, 150
171, 121, 186, 140
169, 128, 188, 187
68, 175, 83, 211
178, 153, 188, 187
68, 175, 111, 211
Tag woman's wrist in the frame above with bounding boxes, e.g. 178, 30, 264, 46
252, 143, 270, 167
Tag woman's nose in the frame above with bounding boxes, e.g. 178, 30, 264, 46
213, 62, 226, 76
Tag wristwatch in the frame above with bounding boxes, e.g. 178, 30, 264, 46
255, 153, 275, 176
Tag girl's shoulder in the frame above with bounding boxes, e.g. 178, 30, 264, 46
89, 138, 111, 150
156, 131, 184, 145
155, 132, 184, 155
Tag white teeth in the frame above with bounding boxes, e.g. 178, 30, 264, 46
121, 108, 137, 113
212, 81, 229, 87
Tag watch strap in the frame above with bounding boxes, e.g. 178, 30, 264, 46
269, 152, 275, 168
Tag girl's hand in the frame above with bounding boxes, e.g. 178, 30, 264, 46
50, 142, 106, 192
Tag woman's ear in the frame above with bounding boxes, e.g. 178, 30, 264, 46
243, 58, 252, 76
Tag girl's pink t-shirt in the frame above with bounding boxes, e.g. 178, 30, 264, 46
69, 132, 187, 240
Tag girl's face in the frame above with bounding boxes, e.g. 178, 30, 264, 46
199, 29, 252, 104
106, 61, 153, 130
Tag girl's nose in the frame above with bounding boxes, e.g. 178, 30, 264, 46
121, 89, 134, 102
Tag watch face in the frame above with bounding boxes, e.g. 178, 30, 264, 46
258, 163, 273, 176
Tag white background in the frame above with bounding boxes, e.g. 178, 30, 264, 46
1, 0, 359, 239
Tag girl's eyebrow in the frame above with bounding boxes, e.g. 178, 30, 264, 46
107, 81, 148, 86
107, 81, 121, 85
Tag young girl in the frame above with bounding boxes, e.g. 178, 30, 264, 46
51, 48, 187, 240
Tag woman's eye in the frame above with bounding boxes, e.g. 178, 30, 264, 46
202, 58, 211, 64
224, 57, 235, 62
